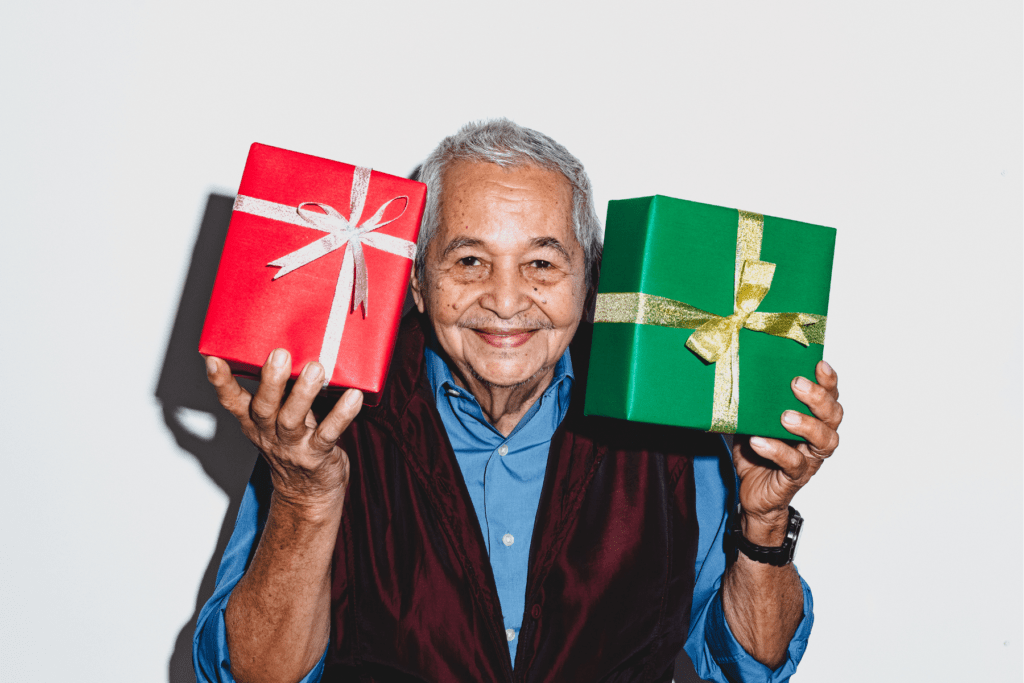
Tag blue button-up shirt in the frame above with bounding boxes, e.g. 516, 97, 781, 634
193, 349, 814, 682
424, 344, 575, 662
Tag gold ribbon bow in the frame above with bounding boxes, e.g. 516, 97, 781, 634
594, 210, 826, 433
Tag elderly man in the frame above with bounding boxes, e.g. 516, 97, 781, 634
194, 119, 842, 683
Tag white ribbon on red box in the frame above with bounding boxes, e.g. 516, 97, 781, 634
234, 166, 415, 386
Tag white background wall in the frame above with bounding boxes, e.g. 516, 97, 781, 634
1, 2, 1020, 681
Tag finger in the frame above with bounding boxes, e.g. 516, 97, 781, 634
311, 389, 364, 451
780, 410, 840, 457
791, 376, 844, 430
277, 362, 325, 443
250, 348, 291, 428
748, 435, 810, 483
205, 356, 253, 426
816, 360, 839, 400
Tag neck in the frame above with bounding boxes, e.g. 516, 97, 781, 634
450, 364, 556, 436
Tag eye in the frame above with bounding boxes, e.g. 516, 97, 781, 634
531, 260, 552, 269
458, 256, 481, 267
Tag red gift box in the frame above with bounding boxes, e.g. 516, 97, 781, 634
199, 143, 426, 404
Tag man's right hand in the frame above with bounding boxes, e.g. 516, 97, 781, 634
205, 349, 364, 513
204, 349, 364, 683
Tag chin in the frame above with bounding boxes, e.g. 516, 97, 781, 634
466, 360, 546, 390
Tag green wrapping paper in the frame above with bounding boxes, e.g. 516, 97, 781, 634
583, 195, 836, 440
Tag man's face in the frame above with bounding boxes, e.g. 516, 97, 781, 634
412, 160, 587, 390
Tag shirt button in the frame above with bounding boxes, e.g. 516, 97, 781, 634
506, 628, 516, 642
446, 388, 459, 397
498, 444, 509, 456
502, 533, 514, 547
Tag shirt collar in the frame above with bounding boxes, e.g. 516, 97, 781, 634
425, 342, 574, 405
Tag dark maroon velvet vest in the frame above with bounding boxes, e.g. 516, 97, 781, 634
324, 314, 715, 682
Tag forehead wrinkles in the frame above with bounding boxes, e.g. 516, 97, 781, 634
443, 187, 563, 232
445, 160, 569, 212
432, 164, 575, 261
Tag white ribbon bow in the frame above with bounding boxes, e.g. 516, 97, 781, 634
233, 166, 416, 385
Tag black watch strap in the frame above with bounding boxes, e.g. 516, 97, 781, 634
727, 506, 803, 567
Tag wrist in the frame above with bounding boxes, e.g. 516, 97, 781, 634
728, 506, 804, 567
740, 509, 790, 547
270, 488, 346, 526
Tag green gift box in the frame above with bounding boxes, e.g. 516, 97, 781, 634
583, 195, 836, 440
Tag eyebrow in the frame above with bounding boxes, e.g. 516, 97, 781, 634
530, 237, 572, 262
440, 237, 484, 260
439, 235, 574, 261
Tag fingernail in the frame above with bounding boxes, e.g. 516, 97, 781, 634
821, 360, 834, 376
271, 349, 288, 368
750, 436, 768, 449
783, 410, 801, 425
345, 389, 363, 407
304, 363, 323, 381
205, 357, 217, 375
795, 377, 811, 391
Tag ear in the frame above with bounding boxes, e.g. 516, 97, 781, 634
410, 268, 427, 313
582, 252, 602, 323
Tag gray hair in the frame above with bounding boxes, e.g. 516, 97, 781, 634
415, 118, 603, 290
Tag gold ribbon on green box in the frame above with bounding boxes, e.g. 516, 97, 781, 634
594, 211, 827, 433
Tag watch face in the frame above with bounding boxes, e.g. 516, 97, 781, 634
787, 511, 803, 562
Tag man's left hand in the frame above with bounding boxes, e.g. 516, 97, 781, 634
732, 360, 843, 544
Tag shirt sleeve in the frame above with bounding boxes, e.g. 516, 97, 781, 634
684, 448, 814, 683
191, 461, 328, 683
686, 572, 814, 683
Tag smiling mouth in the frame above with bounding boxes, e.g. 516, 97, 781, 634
473, 328, 537, 348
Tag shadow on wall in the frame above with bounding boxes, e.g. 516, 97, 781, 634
155, 193, 258, 683
153, 183, 704, 683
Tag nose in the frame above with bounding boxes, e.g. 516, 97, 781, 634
479, 262, 532, 320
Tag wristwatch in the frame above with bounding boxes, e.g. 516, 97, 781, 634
726, 505, 803, 567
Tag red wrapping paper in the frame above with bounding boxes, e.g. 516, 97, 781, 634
199, 143, 426, 403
